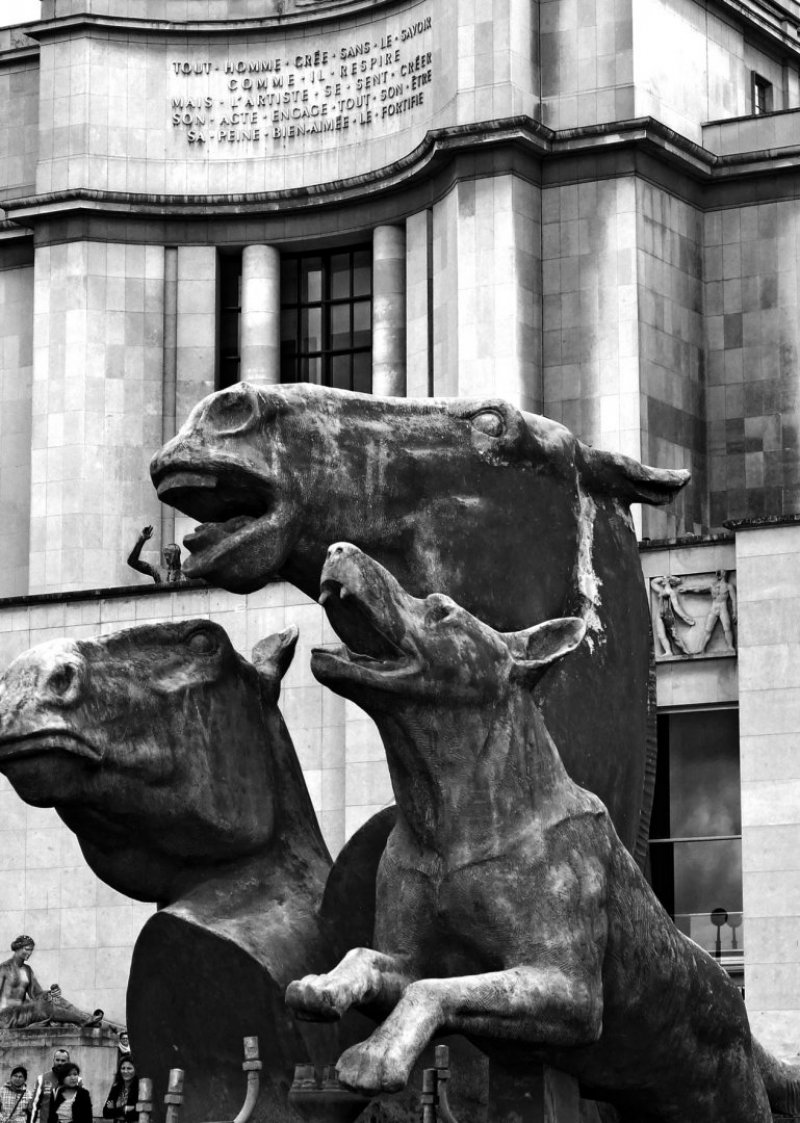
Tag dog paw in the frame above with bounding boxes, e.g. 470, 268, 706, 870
336, 1040, 412, 1095
285, 976, 346, 1022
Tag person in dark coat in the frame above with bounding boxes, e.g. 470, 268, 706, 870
102, 1060, 138, 1123
48, 1066, 91, 1123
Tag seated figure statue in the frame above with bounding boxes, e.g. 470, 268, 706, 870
0, 936, 106, 1030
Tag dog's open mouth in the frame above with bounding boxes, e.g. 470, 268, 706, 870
313, 578, 417, 681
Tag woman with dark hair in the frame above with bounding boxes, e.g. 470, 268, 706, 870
102, 1060, 138, 1123
48, 1066, 90, 1123
0, 1065, 33, 1123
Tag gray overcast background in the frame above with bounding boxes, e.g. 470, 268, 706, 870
0, 1, 42, 26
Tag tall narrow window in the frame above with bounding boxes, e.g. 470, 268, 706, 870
752, 72, 774, 115
218, 253, 242, 390
649, 709, 743, 986
280, 247, 372, 392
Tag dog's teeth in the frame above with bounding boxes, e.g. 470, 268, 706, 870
319, 590, 331, 607
340, 587, 350, 600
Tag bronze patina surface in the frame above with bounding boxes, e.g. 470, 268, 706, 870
151, 382, 689, 865
287, 543, 799, 1123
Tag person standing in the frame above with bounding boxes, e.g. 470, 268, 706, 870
102, 1060, 138, 1123
48, 1067, 90, 1123
30, 1051, 71, 1123
0, 1066, 33, 1123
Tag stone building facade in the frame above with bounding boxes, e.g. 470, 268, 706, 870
0, 0, 799, 1054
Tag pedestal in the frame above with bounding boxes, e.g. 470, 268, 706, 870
490, 1063, 585, 1123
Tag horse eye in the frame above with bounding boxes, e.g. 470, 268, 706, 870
470, 410, 505, 437
187, 629, 217, 654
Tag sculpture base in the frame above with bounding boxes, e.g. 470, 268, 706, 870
489, 1064, 602, 1123
0, 1025, 119, 1113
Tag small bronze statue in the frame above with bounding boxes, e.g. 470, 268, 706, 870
0, 936, 109, 1030
127, 525, 191, 585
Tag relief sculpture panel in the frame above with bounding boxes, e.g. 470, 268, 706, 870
650, 570, 737, 660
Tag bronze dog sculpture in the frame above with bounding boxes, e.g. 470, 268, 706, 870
287, 543, 799, 1122
150, 382, 689, 866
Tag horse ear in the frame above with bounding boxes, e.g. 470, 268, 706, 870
577, 443, 690, 506
503, 618, 586, 686
251, 625, 298, 695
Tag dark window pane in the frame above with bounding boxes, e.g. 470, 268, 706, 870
331, 353, 351, 390
353, 351, 371, 394
280, 340, 298, 383
301, 356, 322, 384
220, 315, 240, 355
275, 246, 372, 392
353, 249, 371, 296
330, 304, 352, 350
353, 301, 371, 349
219, 356, 239, 390
282, 258, 298, 304
219, 256, 241, 309
302, 258, 323, 303
667, 711, 740, 838
301, 307, 322, 352
649, 709, 742, 980
330, 253, 351, 299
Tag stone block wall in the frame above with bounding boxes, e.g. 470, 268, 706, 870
540, 0, 635, 128
637, 181, 705, 537
737, 523, 800, 1057
432, 174, 542, 412
29, 241, 166, 594
0, 258, 33, 598
632, 0, 793, 141
542, 177, 641, 458
0, 55, 38, 202
704, 200, 800, 529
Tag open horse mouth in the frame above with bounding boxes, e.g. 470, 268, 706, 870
153, 463, 299, 587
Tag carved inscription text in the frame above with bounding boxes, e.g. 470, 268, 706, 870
170, 15, 433, 148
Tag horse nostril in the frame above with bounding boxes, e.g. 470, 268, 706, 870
202, 384, 260, 437
44, 661, 82, 706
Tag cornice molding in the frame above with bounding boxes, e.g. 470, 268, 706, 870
7, 114, 800, 228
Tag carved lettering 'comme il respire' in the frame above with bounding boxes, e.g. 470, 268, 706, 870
0, 384, 793, 1123
170, 16, 433, 147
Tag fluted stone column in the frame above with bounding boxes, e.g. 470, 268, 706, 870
372, 225, 406, 397
241, 244, 281, 386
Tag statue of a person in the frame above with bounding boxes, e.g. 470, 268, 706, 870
0, 936, 44, 1018
650, 575, 694, 656
0, 937, 106, 1030
682, 570, 737, 653
127, 525, 191, 585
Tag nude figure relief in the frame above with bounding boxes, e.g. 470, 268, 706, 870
650, 569, 737, 659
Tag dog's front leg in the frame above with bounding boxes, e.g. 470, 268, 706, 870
286, 947, 415, 1022
335, 964, 603, 1094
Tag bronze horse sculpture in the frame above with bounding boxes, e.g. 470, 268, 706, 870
151, 382, 689, 865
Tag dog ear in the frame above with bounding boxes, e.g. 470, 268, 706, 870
503, 617, 586, 686
251, 625, 298, 698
